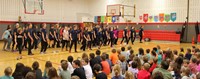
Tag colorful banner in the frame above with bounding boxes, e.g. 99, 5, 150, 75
149, 16, 153, 22
159, 13, 164, 22
101, 16, 105, 22
165, 14, 170, 22
139, 16, 143, 20
94, 16, 98, 23
171, 13, 176, 22
143, 14, 148, 23
107, 16, 112, 23
97, 16, 101, 23
112, 16, 116, 23
154, 16, 159, 22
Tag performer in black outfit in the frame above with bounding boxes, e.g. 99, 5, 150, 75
48, 25, 55, 48
40, 23, 48, 54
80, 27, 88, 51
12, 23, 19, 52
32, 25, 39, 49
87, 27, 92, 50
16, 28, 24, 60
113, 26, 119, 45
97, 28, 103, 49
23, 26, 28, 50
53, 24, 60, 48
27, 23, 34, 55
108, 27, 114, 47
120, 26, 129, 44
69, 25, 80, 53
129, 26, 136, 45
61, 26, 70, 51
52, 24, 58, 48
102, 26, 107, 46
139, 26, 144, 43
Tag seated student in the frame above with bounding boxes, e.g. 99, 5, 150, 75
180, 48, 185, 55
48, 67, 60, 79
95, 50, 102, 63
60, 61, 71, 79
146, 49, 151, 61
43, 61, 53, 79
153, 61, 173, 79
121, 47, 129, 60
71, 75, 80, 79
117, 55, 128, 75
32, 61, 42, 79
82, 53, 89, 59
181, 67, 192, 79
89, 53, 99, 74
67, 56, 74, 74
81, 58, 93, 79
111, 64, 124, 79
126, 46, 132, 56
128, 51, 135, 65
0, 67, 14, 79
188, 57, 198, 74
128, 61, 138, 79
151, 71, 164, 79
181, 59, 189, 73
149, 58, 158, 73
157, 51, 163, 65
93, 64, 107, 79
124, 71, 134, 79
22, 66, 32, 78
25, 72, 36, 79
12, 63, 25, 79
58, 60, 65, 75
185, 48, 192, 60
138, 48, 145, 62
105, 53, 112, 70
137, 63, 151, 79
101, 54, 111, 75
110, 49, 119, 65
142, 56, 149, 65
134, 57, 142, 70
173, 50, 178, 59
72, 60, 87, 79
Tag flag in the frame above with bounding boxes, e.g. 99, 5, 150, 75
149, 16, 153, 22
101, 16, 105, 22
154, 16, 159, 22
165, 14, 170, 22
171, 13, 176, 22
159, 13, 164, 22
143, 14, 148, 23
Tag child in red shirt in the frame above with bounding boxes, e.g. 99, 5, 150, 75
101, 53, 111, 75
137, 63, 151, 79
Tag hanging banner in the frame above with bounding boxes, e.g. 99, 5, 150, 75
97, 16, 101, 23
112, 16, 116, 23
139, 15, 143, 20
143, 14, 148, 23
159, 13, 164, 22
154, 16, 159, 22
104, 16, 108, 23
107, 16, 112, 23
165, 14, 171, 22
171, 13, 177, 22
101, 16, 105, 22
94, 16, 98, 23
149, 16, 153, 22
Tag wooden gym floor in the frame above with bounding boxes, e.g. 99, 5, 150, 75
0, 40, 199, 76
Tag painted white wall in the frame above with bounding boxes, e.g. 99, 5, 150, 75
0, 0, 91, 22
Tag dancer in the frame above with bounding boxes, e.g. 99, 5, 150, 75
40, 23, 48, 54
69, 25, 80, 53
139, 26, 144, 43
2, 25, 12, 51
27, 23, 34, 55
120, 26, 129, 44
87, 26, 92, 50
113, 26, 119, 45
33, 25, 39, 50
61, 26, 70, 51
12, 23, 19, 52
48, 25, 55, 48
108, 27, 114, 47
97, 28, 103, 49
16, 28, 24, 60
129, 26, 136, 45
23, 26, 28, 50
80, 27, 88, 51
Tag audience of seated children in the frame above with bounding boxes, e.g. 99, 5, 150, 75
101, 53, 111, 75
111, 64, 124, 79
0, 67, 14, 79
72, 60, 87, 79
137, 63, 151, 79
32, 61, 42, 79
60, 60, 71, 79
93, 64, 107, 79
81, 57, 93, 79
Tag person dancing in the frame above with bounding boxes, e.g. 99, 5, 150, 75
2, 25, 12, 51
16, 28, 24, 60
108, 27, 114, 47
97, 27, 103, 49
61, 26, 70, 51
69, 25, 80, 53
80, 27, 88, 51
27, 23, 34, 55
40, 23, 48, 54
129, 26, 136, 45
120, 26, 129, 44
139, 26, 144, 43
12, 23, 19, 52
48, 25, 55, 48
113, 26, 119, 45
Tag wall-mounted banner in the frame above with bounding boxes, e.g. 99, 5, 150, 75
143, 14, 148, 23
159, 13, 164, 22
107, 16, 112, 23
149, 16, 153, 22
171, 13, 176, 22
94, 16, 98, 23
165, 14, 170, 22
101, 16, 105, 22
139, 15, 143, 20
97, 16, 101, 23
154, 16, 159, 22
112, 16, 116, 23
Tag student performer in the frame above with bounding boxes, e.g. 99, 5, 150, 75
129, 26, 136, 45
27, 23, 34, 55
113, 26, 119, 45
69, 25, 80, 53
48, 25, 55, 48
80, 27, 88, 51
139, 26, 144, 43
40, 23, 48, 54
62, 26, 70, 51
12, 23, 19, 52
120, 26, 129, 44
16, 28, 24, 60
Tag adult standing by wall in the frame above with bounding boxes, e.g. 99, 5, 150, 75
139, 26, 144, 43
